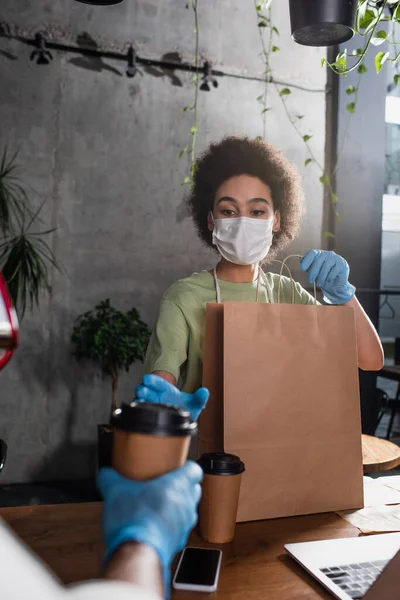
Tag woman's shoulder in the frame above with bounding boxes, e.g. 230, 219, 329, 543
163, 271, 214, 305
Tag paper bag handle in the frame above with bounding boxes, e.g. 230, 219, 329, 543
268, 259, 295, 302
276, 255, 317, 304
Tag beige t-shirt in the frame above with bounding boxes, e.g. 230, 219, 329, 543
143, 271, 316, 393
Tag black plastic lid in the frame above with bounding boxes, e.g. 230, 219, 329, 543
198, 453, 245, 476
111, 402, 197, 437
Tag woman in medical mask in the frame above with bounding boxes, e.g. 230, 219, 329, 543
137, 136, 383, 406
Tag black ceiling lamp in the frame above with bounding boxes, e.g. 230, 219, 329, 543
74, 0, 124, 5
289, 0, 358, 47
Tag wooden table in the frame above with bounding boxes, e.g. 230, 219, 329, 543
0, 502, 361, 599
362, 433, 400, 472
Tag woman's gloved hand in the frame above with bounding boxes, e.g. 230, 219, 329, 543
300, 250, 356, 305
135, 374, 209, 421
98, 462, 203, 596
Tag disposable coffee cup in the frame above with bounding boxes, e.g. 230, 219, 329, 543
111, 402, 197, 480
197, 452, 245, 544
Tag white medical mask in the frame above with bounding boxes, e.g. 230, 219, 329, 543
211, 215, 274, 265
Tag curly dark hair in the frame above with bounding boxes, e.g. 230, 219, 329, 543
187, 136, 305, 258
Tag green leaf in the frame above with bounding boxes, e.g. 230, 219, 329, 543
272, 46, 280, 52
346, 102, 356, 114
279, 87, 291, 97
352, 48, 363, 56
256, 95, 263, 102
304, 158, 312, 167
375, 51, 390, 74
394, 74, 400, 85
331, 51, 348, 73
371, 30, 387, 46
331, 193, 339, 204
272, 26, 279, 35
323, 231, 335, 239
261, 108, 270, 114
358, 8, 378, 32
358, 63, 368, 74
190, 125, 198, 135
319, 174, 330, 186
179, 150, 184, 158
303, 135, 312, 143
321, 57, 326, 68
346, 85, 357, 95
258, 21, 267, 27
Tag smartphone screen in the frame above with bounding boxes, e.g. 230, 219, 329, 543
174, 547, 222, 587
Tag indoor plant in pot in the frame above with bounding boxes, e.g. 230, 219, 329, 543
1, 147, 60, 475
71, 299, 151, 468
0, 147, 60, 317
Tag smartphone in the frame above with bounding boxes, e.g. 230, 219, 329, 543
172, 546, 223, 592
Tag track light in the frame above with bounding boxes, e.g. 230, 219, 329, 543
30, 33, 53, 65
200, 62, 218, 92
126, 46, 138, 78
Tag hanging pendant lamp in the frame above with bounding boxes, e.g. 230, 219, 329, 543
74, 0, 124, 5
289, 0, 358, 47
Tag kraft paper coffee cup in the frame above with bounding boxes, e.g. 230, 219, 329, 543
111, 402, 197, 480
197, 452, 245, 543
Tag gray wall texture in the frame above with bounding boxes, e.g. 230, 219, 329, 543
0, 1, 327, 483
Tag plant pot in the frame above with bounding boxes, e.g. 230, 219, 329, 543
0, 439, 7, 474
97, 425, 113, 470
74, 0, 124, 4
289, 0, 357, 47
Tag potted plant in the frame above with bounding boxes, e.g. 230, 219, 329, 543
321, 1, 400, 76
71, 299, 151, 468
289, 0, 358, 46
0, 147, 59, 317
0, 147, 60, 475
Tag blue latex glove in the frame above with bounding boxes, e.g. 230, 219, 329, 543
300, 250, 356, 305
97, 462, 203, 597
135, 374, 209, 421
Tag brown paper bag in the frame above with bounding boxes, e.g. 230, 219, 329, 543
199, 301, 364, 522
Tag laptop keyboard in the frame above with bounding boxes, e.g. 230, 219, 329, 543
320, 559, 389, 599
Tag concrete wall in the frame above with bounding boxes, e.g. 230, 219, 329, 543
0, 1, 327, 482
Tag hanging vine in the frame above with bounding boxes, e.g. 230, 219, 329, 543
176, 0, 363, 234
254, 1, 362, 237
327, 0, 400, 80
254, 1, 277, 138
180, 0, 200, 188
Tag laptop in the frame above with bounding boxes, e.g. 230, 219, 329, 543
285, 532, 400, 600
